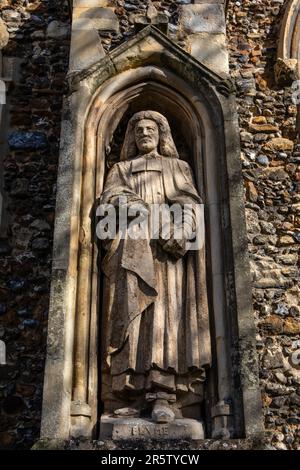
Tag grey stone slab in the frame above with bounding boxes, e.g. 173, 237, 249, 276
180, 4, 226, 34
74, 0, 108, 6
100, 416, 205, 440
79, 7, 117, 20
0, 18, 9, 49
69, 27, 105, 72
72, 10, 119, 32
194, 0, 225, 4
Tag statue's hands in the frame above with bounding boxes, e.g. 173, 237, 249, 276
158, 220, 195, 259
126, 201, 149, 220
159, 236, 187, 260
116, 196, 149, 220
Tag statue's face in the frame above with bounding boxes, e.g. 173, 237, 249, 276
134, 119, 159, 154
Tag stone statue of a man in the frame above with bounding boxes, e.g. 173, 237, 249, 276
100, 111, 211, 424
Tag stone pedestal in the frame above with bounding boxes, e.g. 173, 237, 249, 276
100, 416, 205, 441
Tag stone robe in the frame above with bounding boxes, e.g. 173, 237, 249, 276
100, 152, 211, 408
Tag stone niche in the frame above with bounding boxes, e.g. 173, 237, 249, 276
38, 25, 263, 447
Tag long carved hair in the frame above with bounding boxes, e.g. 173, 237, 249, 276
120, 110, 179, 161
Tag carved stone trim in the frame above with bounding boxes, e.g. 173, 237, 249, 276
68, 26, 234, 96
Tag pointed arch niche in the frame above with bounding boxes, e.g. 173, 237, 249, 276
40, 27, 263, 445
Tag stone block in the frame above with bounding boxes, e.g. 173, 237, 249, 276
75, 6, 114, 18
180, 4, 226, 34
0, 18, 9, 49
72, 9, 119, 32
69, 27, 105, 72
100, 416, 205, 441
73, 0, 108, 6
188, 33, 229, 75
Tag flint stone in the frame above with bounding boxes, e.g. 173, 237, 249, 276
262, 167, 289, 181
30, 219, 51, 231
256, 155, 269, 166
263, 348, 284, 369
31, 237, 50, 252
100, 416, 205, 440
0, 304, 6, 316
290, 393, 300, 406
10, 178, 29, 197
8, 131, 47, 150
47, 21, 70, 40
7, 279, 25, 291
180, 4, 226, 34
31, 30, 45, 40
1, 10, 20, 23
22, 319, 39, 328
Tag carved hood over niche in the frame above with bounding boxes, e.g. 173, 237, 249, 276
39, 25, 263, 445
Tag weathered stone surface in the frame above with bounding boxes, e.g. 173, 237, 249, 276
180, 4, 226, 34
283, 318, 300, 336
72, 9, 119, 32
263, 138, 294, 152
275, 58, 298, 86
69, 27, 105, 71
261, 316, 283, 336
251, 258, 289, 289
0, 17, 9, 49
1, 9, 20, 23
74, 0, 108, 6
100, 416, 205, 441
188, 33, 229, 75
249, 123, 279, 133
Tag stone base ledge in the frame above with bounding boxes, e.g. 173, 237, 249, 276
100, 416, 205, 441
32, 436, 266, 451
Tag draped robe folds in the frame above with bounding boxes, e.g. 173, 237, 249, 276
100, 153, 211, 406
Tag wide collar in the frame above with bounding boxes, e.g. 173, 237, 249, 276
131, 152, 163, 173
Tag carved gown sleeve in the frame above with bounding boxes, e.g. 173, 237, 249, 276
100, 161, 145, 208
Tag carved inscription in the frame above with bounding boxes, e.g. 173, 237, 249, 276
131, 424, 169, 438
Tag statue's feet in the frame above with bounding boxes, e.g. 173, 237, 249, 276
152, 401, 175, 423
113, 407, 139, 418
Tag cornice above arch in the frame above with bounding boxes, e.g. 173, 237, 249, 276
68, 25, 235, 98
